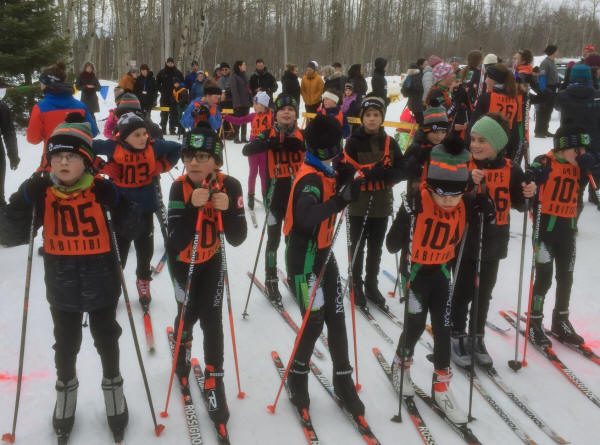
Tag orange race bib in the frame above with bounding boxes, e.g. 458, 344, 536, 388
251, 111, 273, 140
540, 153, 580, 218
411, 187, 465, 265
469, 159, 512, 225
111, 143, 156, 188
43, 188, 111, 255
343, 135, 392, 192
489, 92, 518, 129
267, 128, 305, 178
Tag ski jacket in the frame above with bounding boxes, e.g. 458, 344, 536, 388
0, 101, 19, 168
118, 73, 136, 93
324, 71, 347, 94
347, 64, 368, 99
249, 68, 278, 99
371, 58, 389, 105
156, 65, 184, 104
75, 71, 101, 113
181, 99, 222, 131
301, 73, 325, 107
281, 70, 301, 104
134, 72, 159, 110
230, 71, 252, 109
556, 84, 600, 152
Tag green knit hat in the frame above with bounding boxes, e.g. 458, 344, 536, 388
422, 106, 449, 132
471, 115, 508, 154
115, 92, 141, 117
46, 118, 95, 165
427, 144, 470, 195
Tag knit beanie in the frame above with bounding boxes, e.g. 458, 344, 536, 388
471, 116, 509, 154
432, 63, 454, 82
116, 92, 141, 117
553, 126, 591, 152
304, 115, 342, 161
422, 106, 449, 132
427, 55, 443, 68
117, 112, 147, 140
485, 64, 509, 84
426, 145, 470, 195
360, 94, 386, 119
322, 90, 340, 104
570, 63, 593, 84
182, 123, 224, 165
254, 91, 270, 108
46, 114, 94, 165
275, 93, 299, 114
483, 53, 498, 65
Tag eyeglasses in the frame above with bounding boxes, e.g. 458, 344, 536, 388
50, 152, 81, 163
183, 152, 212, 163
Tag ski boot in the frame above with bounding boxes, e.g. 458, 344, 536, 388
473, 334, 493, 368
288, 360, 310, 410
391, 354, 414, 397
450, 332, 472, 368
333, 368, 365, 417
247, 193, 255, 211
351, 279, 367, 309
102, 374, 129, 443
364, 279, 388, 310
175, 336, 193, 384
528, 314, 552, 348
204, 365, 230, 424
551, 310, 584, 346
53, 377, 79, 443
265, 276, 283, 307
136, 278, 152, 309
432, 368, 468, 424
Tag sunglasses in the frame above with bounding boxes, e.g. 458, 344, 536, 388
183, 151, 212, 163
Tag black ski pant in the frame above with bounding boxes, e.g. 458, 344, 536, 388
116, 212, 154, 280
287, 252, 351, 373
160, 97, 177, 133
534, 88, 556, 135
397, 265, 452, 369
451, 259, 500, 335
265, 178, 291, 279
349, 215, 388, 289
233, 106, 249, 141
0, 143, 6, 206
51, 304, 122, 382
173, 252, 225, 370
532, 228, 576, 316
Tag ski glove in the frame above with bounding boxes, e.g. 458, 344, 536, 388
336, 162, 356, 185
336, 179, 362, 204
9, 156, 19, 170
576, 152, 600, 177
472, 193, 496, 224
361, 161, 387, 181
92, 179, 119, 207
25, 172, 49, 202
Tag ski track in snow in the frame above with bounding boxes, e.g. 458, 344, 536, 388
1, 81, 599, 444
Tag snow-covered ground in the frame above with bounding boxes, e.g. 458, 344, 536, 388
1, 85, 600, 445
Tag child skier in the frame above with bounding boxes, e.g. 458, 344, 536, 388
223, 91, 273, 208
92, 113, 181, 308
525, 126, 600, 347
168, 123, 247, 427
2, 117, 129, 442
450, 114, 536, 367
282, 114, 366, 417
242, 93, 305, 304
180, 81, 223, 132
342, 94, 405, 309
172, 79, 190, 135
317, 89, 350, 138
386, 143, 495, 424
103, 93, 162, 141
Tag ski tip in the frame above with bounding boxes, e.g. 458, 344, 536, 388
372, 347, 381, 354
355, 383, 362, 392
191, 358, 200, 366
148, 347, 156, 354
1, 433, 15, 443
270, 350, 278, 359
387, 291, 396, 297
154, 424, 165, 436
237, 391, 246, 399
159, 411, 169, 418
522, 360, 528, 367
166, 326, 173, 334
266, 404, 276, 414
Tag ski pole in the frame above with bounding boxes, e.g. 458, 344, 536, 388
521, 197, 542, 367
242, 168, 278, 319
392, 195, 415, 423
268, 209, 347, 414
587, 173, 600, 210
216, 209, 246, 399
509, 198, 529, 372
104, 208, 165, 436
343, 193, 373, 391
161, 207, 202, 417
468, 210, 485, 422
2, 208, 36, 444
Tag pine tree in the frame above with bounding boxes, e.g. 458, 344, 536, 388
0, 0, 68, 84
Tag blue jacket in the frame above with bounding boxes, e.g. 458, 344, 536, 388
92, 138, 181, 212
191, 80, 205, 100
181, 100, 222, 131
185, 71, 200, 90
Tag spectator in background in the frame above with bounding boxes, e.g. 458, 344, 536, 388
402, 59, 425, 124
118, 67, 139, 93
0, 100, 19, 206
301, 61, 324, 114
156, 57, 184, 134
230, 60, 252, 143
535, 44, 559, 137
562, 44, 596, 88
372, 57, 389, 105
584, 52, 600, 90
134, 64, 158, 119
325, 62, 347, 93
184, 61, 200, 90
281, 63, 301, 104
422, 55, 442, 103
190, 71, 206, 100
75, 62, 101, 119
341, 82, 361, 133
249, 58, 278, 101
347, 63, 367, 100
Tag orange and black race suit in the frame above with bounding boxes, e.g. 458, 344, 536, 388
250, 110, 273, 140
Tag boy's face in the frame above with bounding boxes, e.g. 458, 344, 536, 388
431, 190, 463, 211
125, 127, 149, 150
362, 109, 383, 133
470, 132, 497, 160
50, 152, 86, 186
322, 98, 337, 109
183, 151, 218, 184
557, 147, 585, 166
276, 106, 296, 126
206, 94, 220, 106
141, 69, 148, 76
426, 129, 447, 145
